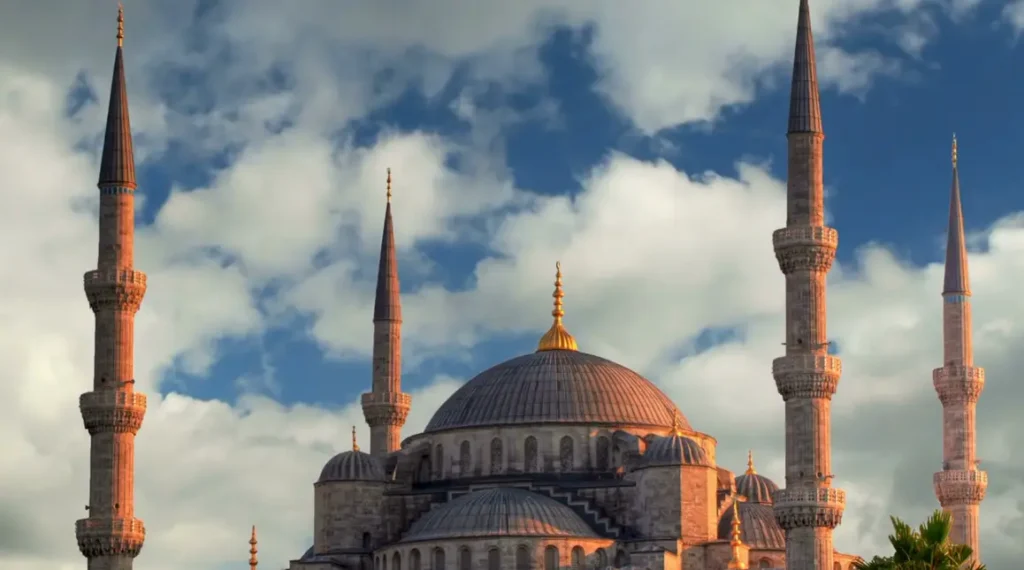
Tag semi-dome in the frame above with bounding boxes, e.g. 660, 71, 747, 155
717, 501, 785, 550
400, 487, 599, 543
639, 433, 711, 468
318, 430, 386, 483
736, 451, 779, 503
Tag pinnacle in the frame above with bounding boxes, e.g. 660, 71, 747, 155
788, 0, 822, 134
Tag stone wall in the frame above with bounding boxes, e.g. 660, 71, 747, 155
314, 480, 387, 553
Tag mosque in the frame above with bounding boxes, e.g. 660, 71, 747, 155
74, 1, 988, 570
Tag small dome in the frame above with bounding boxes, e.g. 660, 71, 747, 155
639, 433, 711, 468
318, 450, 386, 483
400, 487, 598, 543
718, 502, 785, 550
736, 471, 779, 503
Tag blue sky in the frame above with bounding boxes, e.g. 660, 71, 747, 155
3, 1, 1024, 569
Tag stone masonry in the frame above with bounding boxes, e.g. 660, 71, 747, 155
933, 136, 986, 565
771, 1, 845, 568
76, 7, 147, 570
362, 169, 411, 456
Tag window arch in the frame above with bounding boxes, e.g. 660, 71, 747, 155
416, 455, 431, 482
516, 545, 530, 570
614, 550, 628, 567
595, 549, 607, 568
759, 558, 771, 568
434, 444, 444, 478
458, 547, 471, 570
410, 549, 422, 570
375, 556, 381, 570
362, 532, 372, 550
544, 545, 558, 570
488, 548, 501, 570
490, 437, 503, 474
596, 436, 611, 470
382, 554, 387, 570
392, 552, 401, 570
525, 436, 539, 472
459, 440, 471, 476
571, 546, 584, 570
432, 547, 445, 570
833, 563, 842, 570
560, 436, 574, 471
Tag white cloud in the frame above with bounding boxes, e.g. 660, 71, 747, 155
1005, 0, 1024, 32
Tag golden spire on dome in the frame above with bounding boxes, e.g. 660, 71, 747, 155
352, 426, 359, 452
727, 501, 747, 569
249, 525, 258, 570
746, 450, 756, 475
537, 262, 578, 352
386, 167, 392, 203
116, 3, 125, 47
951, 133, 958, 169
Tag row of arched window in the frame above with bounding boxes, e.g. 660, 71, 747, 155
376, 544, 628, 570
429, 435, 613, 478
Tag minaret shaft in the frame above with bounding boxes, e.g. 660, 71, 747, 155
772, 3, 845, 569
933, 143, 986, 564
77, 8, 147, 569
361, 174, 411, 456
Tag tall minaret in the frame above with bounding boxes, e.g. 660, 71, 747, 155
361, 169, 412, 456
771, 1, 846, 569
933, 135, 987, 565
76, 5, 148, 570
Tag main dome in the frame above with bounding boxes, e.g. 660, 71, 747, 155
424, 349, 689, 433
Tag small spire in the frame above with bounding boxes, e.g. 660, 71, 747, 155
727, 501, 747, 569
116, 4, 125, 47
249, 525, 258, 570
746, 450, 757, 475
537, 262, 578, 352
352, 426, 359, 452
787, 0, 823, 135
98, 3, 136, 189
943, 134, 970, 295
374, 169, 401, 322
671, 413, 680, 434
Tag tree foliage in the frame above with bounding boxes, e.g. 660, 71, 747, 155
853, 510, 985, 570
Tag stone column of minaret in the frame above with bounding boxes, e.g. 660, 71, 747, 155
771, 1, 846, 569
361, 169, 412, 456
76, 6, 148, 570
933, 135, 987, 565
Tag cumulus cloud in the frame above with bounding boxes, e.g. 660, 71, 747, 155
1005, 0, 1024, 32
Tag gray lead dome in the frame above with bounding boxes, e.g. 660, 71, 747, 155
424, 350, 688, 433
640, 433, 711, 467
400, 487, 599, 543
318, 450, 386, 483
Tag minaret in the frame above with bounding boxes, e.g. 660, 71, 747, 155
361, 169, 411, 456
771, 1, 846, 569
76, 5, 148, 570
727, 501, 749, 570
933, 135, 987, 564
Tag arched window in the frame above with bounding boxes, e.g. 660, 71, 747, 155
559, 436, 574, 471
410, 549, 421, 570
759, 558, 771, 568
459, 441, 471, 476
433, 547, 445, 570
382, 554, 387, 570
416, 455, 431, 482
392, 553, 401, 570
596, 436, 610, 470
614, 550, 628, 567
571, 546, 584, 570
490, 438, 503, 474
525, 436, 538, 472
488, 548, 501, 570
516, 545, 530, 570
362, 532, 372, 550
375, 556, 381, 570
544, 545, 558, 570
434, 444, 444, 478
833, 563, 842, 570
459, 547, 471, 570
595, 549, 607, 568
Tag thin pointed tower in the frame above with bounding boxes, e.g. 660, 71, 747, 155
771, 1, 846, 568
933, 135, 987, 564
361, 169, 412, 456
76, 5, 148, 569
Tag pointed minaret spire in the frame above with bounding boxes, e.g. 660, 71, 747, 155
746, 450, 756, 475
249, 526, 258, 570
788, 0, 822, 134
352, 426, 359, 452
943, 134, 970, 295
99, 3, 136, 190
362, 169, 411, 456
933, 134, 986, 565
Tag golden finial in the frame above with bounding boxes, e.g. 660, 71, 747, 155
537, 262, 578, 352
386, 168, 392, 203
352, 426, 359, 452
670, 413, 680, 435
727, 501, 747, 569
116, 4, 125, 47
952, 133, 958, 169
249, 525, 258, 570
746, 450, 756, 475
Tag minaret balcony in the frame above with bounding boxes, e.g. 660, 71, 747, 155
934, 470, 988, 505
773, 487, 846, 530
84, 268, 147, 313
361, 391, 412, 425
80, 390, 147, 435
76, 516, 145, 558
772, 226, 838, 273
932, 365, 985, 405
772, 354, 841, 400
